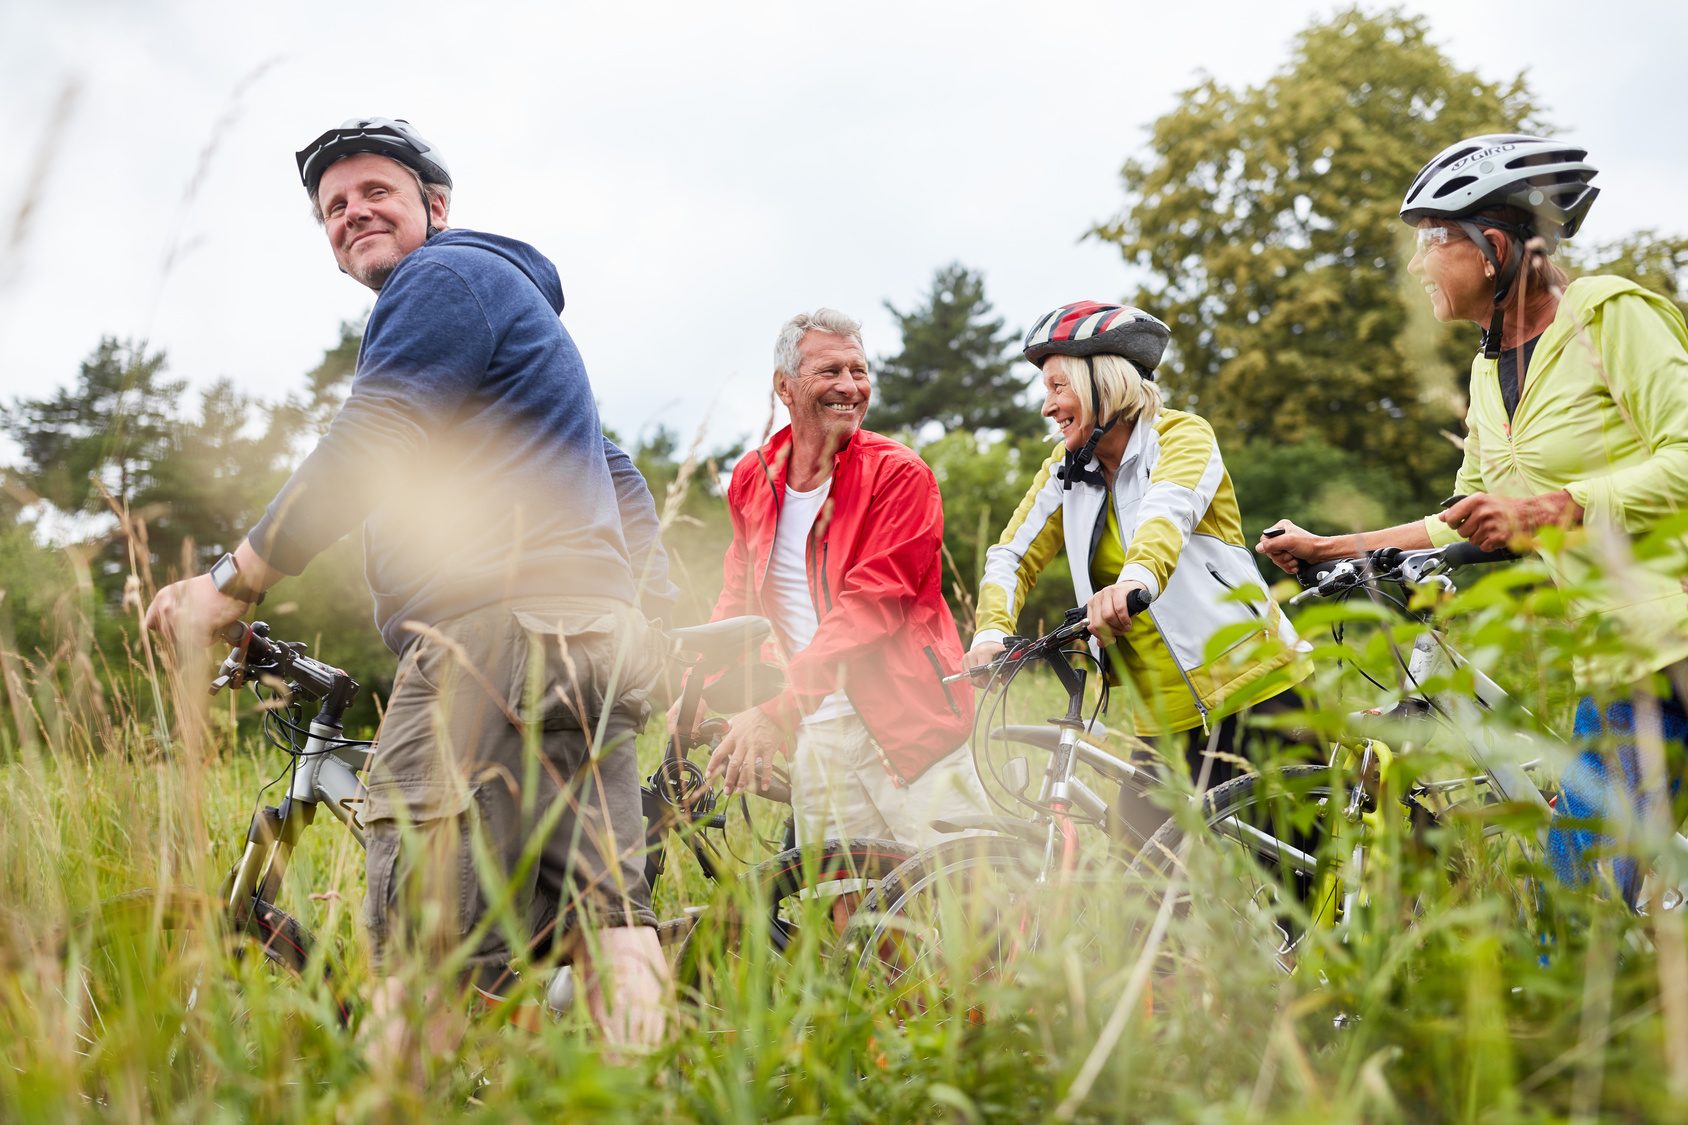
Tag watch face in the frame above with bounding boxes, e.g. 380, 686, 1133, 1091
211, 554, 240, 593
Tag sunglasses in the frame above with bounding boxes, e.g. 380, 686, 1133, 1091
1414, 226, 1458, 253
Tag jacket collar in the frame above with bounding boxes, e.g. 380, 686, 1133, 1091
755, 424, 861, 497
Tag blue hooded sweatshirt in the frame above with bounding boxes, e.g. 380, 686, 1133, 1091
248, 228, 675, 653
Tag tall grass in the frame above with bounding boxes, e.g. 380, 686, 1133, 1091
0, 551, 1685, 1123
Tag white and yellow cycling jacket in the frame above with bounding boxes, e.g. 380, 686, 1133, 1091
975, 408, 1305, 735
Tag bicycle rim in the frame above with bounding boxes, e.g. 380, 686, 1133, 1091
675, 837, 917, 1016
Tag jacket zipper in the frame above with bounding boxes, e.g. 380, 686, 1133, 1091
756, 451, 784, 596
841, 687, 909, 787
1101, 479, 1210, 733
1143, 607, 1211, 733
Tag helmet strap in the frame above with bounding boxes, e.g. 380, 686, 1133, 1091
1458, 220, 1524, 360
1059, 356, 1116, 491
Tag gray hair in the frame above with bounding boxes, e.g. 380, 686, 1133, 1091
773, 308, 864, 388
308, 159, 452, 226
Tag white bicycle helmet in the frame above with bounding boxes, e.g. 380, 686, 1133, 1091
1400, 134, 1599, 357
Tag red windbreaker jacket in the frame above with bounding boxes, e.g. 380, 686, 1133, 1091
709, 425, 975, 782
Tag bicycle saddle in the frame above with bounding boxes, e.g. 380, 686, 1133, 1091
669, 616, 772, 667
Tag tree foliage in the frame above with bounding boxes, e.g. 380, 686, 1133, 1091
5, 338, 184, 515
1094, 7, 1540, 505
874, 263, 1037, 438
1570, 230, 1688, 320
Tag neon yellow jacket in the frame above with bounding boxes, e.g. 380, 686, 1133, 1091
1424, 276, 1688, 688
976, 409, 1304, 735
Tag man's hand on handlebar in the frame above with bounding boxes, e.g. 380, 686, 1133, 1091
707, 708, 786, 797
144, 575, 253, 649
1086, 580, 1148, 646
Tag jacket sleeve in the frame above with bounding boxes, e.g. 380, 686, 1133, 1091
973, 448, 1066, 647
707, 459, 759, 623
1119, 412, 1225, 598
603, 436, 680, 624
248, 262, 492, 574
760, 458, 946, 729
1563, 293, 1688, 534
1425, 386, 1489, 548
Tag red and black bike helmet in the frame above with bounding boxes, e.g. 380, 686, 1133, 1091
1024, 302, 1171, 489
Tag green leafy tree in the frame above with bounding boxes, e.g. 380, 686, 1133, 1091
875, 263, 1037, 438
1093, 7, 1540, 505
4, 338, 183, 515
921, 430, 1073, 640
1570, 230, 1688, 319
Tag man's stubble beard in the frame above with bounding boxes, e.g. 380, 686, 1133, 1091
350, 246, 408, 291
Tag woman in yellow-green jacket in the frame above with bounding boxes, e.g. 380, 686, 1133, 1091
1259, 134, 1688, 904
966, 301, 1310, 795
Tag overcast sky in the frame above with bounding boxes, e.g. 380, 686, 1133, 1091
3, 0, 1684, 457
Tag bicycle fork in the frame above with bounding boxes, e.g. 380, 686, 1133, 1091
221, 716, 371, 929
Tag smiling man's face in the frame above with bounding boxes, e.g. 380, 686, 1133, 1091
317, 153, 445, 290
779, 330, 871, 457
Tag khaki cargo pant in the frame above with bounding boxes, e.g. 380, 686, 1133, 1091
362, 597, 665, 985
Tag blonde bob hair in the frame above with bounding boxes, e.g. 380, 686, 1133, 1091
1044, 352, 1163, 433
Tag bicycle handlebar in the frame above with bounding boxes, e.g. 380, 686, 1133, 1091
211, 621, 357, 710
1291, 541, 1521, 603
947, 588, 1153, 685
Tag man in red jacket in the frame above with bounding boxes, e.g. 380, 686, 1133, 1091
703, 308, 990, 848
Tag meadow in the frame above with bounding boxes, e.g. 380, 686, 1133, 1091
2, 552, 1685, 1125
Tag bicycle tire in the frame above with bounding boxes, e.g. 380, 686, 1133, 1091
675, 837, 917, 1011
1125, 765, 1343, 970
66, 887, 349, 1034
832, 833, 1125, 1032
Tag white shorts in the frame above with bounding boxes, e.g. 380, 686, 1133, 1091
788, 714, 991, 850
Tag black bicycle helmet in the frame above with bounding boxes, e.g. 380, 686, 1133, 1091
1024, 302, 1171, 489
296, 117, 452, 238
1401, 134, 1599, 357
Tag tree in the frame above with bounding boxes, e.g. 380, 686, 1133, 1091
1093, 7, 1540, 505
4, 338, 183, 515
920, 429, 1074, 640
874, 263, 1038, 438
1571, 231, 1688, 320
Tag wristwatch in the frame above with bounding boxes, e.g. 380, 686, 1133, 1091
209, 552, 266, 605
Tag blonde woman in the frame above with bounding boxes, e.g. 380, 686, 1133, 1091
965, 302, 1309, 791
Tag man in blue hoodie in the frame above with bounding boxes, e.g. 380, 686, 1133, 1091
146, 118, 675, 1060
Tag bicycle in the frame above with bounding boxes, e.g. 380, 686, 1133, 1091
834, 541, 1595, 1020
65, 613, 915, 1044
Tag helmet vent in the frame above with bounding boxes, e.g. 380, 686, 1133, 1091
1432, 175, 1478, 199
1506, 149, 1585, 170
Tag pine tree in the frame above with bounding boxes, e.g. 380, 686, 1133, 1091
874, 264, 1038, 439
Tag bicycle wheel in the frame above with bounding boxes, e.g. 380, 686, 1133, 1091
1125, 764, 1342, 971
65, 886, 346, 1063
833, 834, 1127, 1033
675, 837, 917, 1013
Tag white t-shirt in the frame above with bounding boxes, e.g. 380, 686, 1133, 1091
767, 479, 854, 724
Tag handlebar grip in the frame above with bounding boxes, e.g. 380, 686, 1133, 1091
1442, 541, 1520, 567
1126, 588, 1151, 618
1295, 559, 1342, 588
